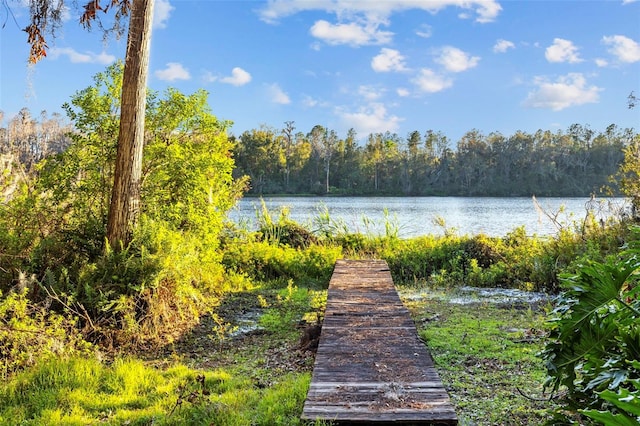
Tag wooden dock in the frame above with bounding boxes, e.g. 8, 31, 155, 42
302, 259, 458, 425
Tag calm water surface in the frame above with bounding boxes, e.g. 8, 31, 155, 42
228, 196, 627, 238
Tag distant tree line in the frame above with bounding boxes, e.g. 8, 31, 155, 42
0, 108, 71, 170
2, 108, 636, 199
232, 123, 637, 197
1, 108, 72, 201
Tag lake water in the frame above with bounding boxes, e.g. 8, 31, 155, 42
228, 196, 628, 238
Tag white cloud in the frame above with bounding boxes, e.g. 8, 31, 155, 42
49, 47, 115, 65
397, 88, 410, 97
371, 48, 408, 72
523, 73, 601, 111
220, 67, 252, 86
415, 24, 432, 38
595, 58, 609, 67
202, 71, 217, 83
435, 46, 480, 72
266, 83, 290, 104
310, 20, 392, 46
358, 85, 384, 101
412, 69, 453, 93
302, 95, 330, 108
153, 0, 174, 29
302, 95, 319, 108
260, 2, 501, 51
493, 39, 515, 53
545, 38, 582, 63
259, 1, 501, 25
155, 62, 191, 81
338, 103, 403, 135
622, 0, 638, 4
602, 35, 640, 63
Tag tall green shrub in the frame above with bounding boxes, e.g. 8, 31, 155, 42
541, 229, 640, 422
0, 62, 245, 345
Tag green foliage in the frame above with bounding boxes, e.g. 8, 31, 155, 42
221, 230, 341, 285
0, 62, 244, 347
235, 124, 635, 197
0, 289, 93, 379
541, 229, 640, 422
259, 281, 317, 334
143, 88, 244, 231
581, 378, 640, 425
381, 230, 551, 289
616, 133, 640, 217
256, 203, 318, 248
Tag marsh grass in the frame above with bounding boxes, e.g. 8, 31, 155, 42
2, 278, 560, 426
403, 291, 556, 425
0, 280, 326, 426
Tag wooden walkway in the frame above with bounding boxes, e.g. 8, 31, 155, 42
302, 259, 458, 425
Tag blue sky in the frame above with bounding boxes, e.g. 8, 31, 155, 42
2, 0, 639, 142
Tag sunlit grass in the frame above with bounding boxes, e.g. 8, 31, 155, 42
0, 355, 312, 426
1, 280, 560, 426
405, 295, 555, 425
0, 276, 324, 426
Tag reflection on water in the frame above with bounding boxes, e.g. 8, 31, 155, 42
228, 196, 627, 238
400, 286, 550, 306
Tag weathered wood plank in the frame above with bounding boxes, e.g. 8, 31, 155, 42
301, 259, 458, 425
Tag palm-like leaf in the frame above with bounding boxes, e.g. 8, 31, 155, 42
542, 248, 640, 403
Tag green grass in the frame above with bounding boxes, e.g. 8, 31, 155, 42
1, 281, 557, 426
0, 281, 322, 426
0, 355, 313, 426
403, 292, 556, 425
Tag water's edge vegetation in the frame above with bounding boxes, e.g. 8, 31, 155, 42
1, 65, 639, 425
1, 204, 638, 424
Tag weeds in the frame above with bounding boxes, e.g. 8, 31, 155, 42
406, 294, 555, 425
0, 288, 94, 380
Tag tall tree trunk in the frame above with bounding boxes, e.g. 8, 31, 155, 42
106, 0, 154, 248
325, 164, 330, 194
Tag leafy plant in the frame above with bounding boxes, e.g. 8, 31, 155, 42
256, 204, 318, 249
221, 238, 340, 285
259, 281, 308, 334
0, 63, 246, 348
541, 228, 640, 421
0, 288, 93, 379
615, 133, 640, 218
581, 377, 640, 425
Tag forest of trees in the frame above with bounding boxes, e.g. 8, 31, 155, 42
0, 109, 71, 201
233, 123, 637, 197
1, 108, 637, 199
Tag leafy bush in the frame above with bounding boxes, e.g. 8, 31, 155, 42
0, 62, 245, 348
541, 229, 640, 423
581, 377, 640, 425
382, 231, 543, 289
222, 238, 340, 285
0, 289, 93, 379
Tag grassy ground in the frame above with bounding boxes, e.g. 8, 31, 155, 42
0, 283, 556, 425
402, 287, 556, 425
